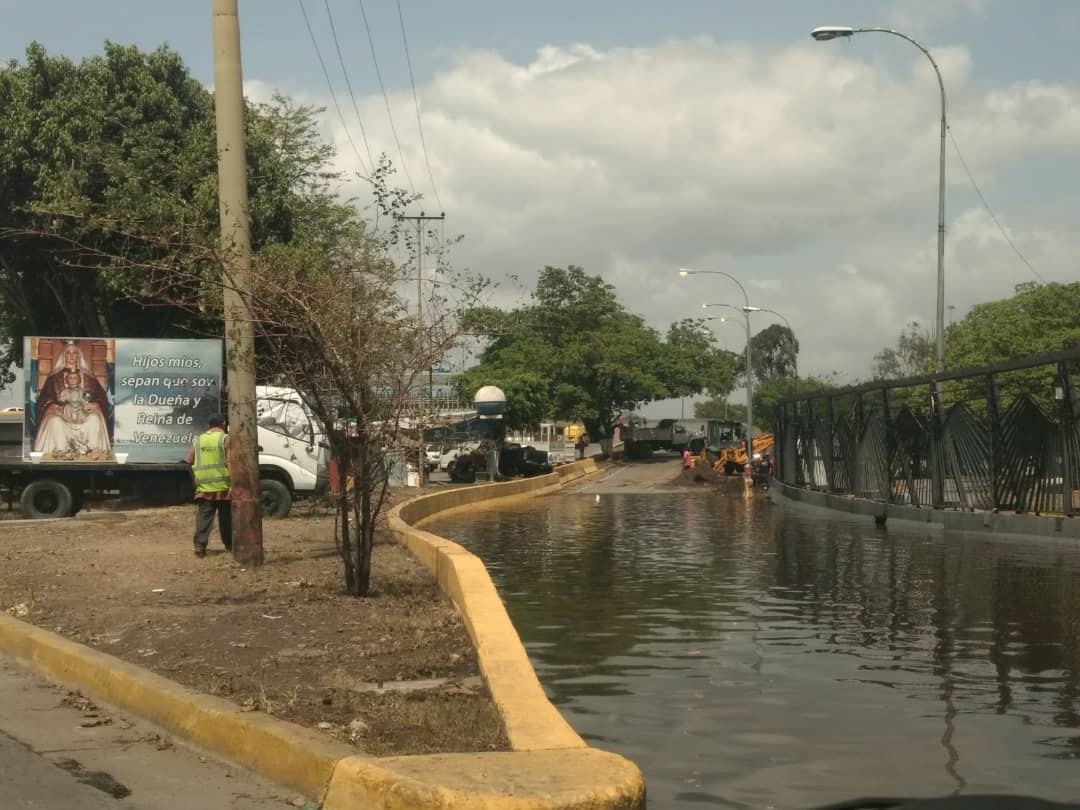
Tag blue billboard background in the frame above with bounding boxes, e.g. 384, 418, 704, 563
112, 339, 222, 462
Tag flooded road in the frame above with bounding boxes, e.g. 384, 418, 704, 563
430, 467, 1080, 809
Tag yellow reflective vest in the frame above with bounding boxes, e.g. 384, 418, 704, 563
192, 431, 230, 493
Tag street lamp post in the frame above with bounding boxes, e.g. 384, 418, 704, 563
679, 268, 754, 451
811, 25, 947, 375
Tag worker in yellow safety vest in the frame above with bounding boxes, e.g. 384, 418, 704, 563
183, 414, 232, 558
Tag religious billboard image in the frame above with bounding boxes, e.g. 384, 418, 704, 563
24, 337, 115, 461
23, 337, 223, 463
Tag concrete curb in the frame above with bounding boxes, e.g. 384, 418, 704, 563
0, 456, 646, 809
770, 480, 1080, 539
389, 458, 604, 751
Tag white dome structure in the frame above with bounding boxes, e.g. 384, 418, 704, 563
474, 385, 507, 416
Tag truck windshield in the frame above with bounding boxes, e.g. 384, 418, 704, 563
257, 398, 313, 442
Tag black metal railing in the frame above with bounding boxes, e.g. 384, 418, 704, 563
775, 348, 1080, 516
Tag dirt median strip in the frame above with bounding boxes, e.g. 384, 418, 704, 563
0, 459, 646, 808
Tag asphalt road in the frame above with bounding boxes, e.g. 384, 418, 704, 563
563, 454, 685, 494
0, 653, 309, 809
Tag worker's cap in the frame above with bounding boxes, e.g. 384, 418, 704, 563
208, 414, 227, 428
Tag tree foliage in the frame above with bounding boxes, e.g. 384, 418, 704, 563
752, 375, 836, 431
0, 41, 346, 384
694, 397, 745, 422
946, 282, 1080, 369
872, 321, 934, 380
454, 266, 736, 436
748, 323, 798, 382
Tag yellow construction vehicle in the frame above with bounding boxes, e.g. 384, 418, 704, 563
705, 434, 775, 476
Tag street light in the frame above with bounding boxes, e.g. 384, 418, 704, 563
679, 266, 754, 449
811, 25, 947, 375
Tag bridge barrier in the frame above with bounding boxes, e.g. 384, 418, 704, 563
775, 347, 1080, 521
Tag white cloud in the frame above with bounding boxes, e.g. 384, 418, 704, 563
885, 0, 990, 37
256, 35, 1080, 391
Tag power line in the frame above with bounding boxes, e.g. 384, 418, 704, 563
357, 0, 418, 197
396, 0, 443, 212
297, 0, 372, 176
946, 124, 1047, 285
323, 0, 375, 172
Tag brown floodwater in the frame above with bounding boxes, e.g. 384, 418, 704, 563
430, 491, 1080, 809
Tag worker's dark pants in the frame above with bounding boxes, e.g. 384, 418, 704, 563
194, 499, 232, 551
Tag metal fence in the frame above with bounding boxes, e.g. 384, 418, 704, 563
775, 348, 1080, 516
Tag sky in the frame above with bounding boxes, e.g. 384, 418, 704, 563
3, 1, 1080, 414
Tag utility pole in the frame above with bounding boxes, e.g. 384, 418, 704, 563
396, 212, 445, 486
212, 0, 263, 565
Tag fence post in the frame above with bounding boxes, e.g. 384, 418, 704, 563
855, 390, 864, 498
1057, 360, 1076, 518
986, 373, 1002, 510
882, 388, 892, 502
931, 379, 946, 509
826, 396, 836, 491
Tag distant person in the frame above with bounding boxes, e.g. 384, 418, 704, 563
184, 414, 232, 558
575, 435, 588, 460
743, 460, 754, 497
682, 447, 693, 469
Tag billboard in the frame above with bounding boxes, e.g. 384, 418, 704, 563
24, 337, 222, 463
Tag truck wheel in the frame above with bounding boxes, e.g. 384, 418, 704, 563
259, 479, 293, 518
20, 479, 74, 519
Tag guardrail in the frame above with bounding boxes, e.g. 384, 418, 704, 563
775, 348, 1080, 516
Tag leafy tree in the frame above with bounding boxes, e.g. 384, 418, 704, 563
663, 319, 739, 398
455, 266, 729, 438
872, 321, 934, 380
749, 323, 798, 382
947, 282, 1080, 369
0, 41, 346, 385
694, 398, 745, 422
752, 375, 836, 431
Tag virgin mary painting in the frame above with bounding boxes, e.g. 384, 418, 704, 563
32, 340, 112, 459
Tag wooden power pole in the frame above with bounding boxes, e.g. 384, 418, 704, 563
212, 0, 263, 565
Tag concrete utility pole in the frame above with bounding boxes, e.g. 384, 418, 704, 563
397, 212, 445, 486
212, 0, 263, 565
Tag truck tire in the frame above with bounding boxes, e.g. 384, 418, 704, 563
20, 479, 74, 519
259, 478, 293, 518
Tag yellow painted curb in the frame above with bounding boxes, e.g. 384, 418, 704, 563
384, 458, 646, 807
0, 612, 350, 799
388, 458, 604, 751
323, 749, 645, 810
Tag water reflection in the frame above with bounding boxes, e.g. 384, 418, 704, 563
429, 493, 1080, 809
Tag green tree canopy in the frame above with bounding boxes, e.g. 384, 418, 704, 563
871, 321, 934, 380
0, 41, 351, 383
749, 322, 798, 382
947, 282, 1080, 368
454, 266, 734, 433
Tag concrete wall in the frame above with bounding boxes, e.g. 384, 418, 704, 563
771, 481, 1080, 540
